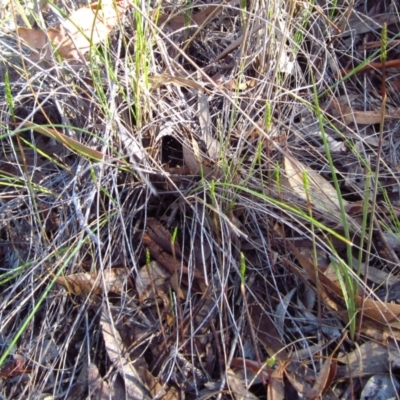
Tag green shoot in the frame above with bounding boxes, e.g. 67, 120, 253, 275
240, 252, 246, 285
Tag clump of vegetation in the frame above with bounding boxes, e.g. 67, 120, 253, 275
1, 0, 400, 398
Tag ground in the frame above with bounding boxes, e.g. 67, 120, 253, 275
1, 0, 400, 399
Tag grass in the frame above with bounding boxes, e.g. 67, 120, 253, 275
1, 0, 400, 398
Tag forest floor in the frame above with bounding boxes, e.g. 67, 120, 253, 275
1, 0, 400, 399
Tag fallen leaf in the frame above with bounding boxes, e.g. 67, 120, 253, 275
284, 369, 310, 398
336, 341, 390, 378
304, 357, 337, 400
100, 306, 152, 400
16, 27, 51, 59
68, 362, 115, 399
360, 375, 400, 400
230, 358, 269, 385
383, 231, 400, 252
143, 233, 204, 282
17, 122, 116, 163
284, 155, 348, 212
135, 261, 171, 301
157, 3, 225, 31
149, 74, 207, 92
52, 0, 130, 59
182, 134, 209, 175
210, 74, 257, 90
249, 298, 287, 360
330, 96, 400, 125
87, 363, 112, 399
354, 258, 400, 286
250, 286, 332, 397
360, 317, 400, 341
289, 241, 400, 325
55, 268, 128, 296
146, 218, 184, 260
296, 296, 342, 340
269, 366, 286, 400
137, 365, 180, 400
275, 287, 296, 337
16, 0, 130, 61
226, 367, 259, 400
0, 357, 30, 379
323, 263, 340, 285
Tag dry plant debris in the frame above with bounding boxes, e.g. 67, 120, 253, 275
16, 0, 131, 61
2, 0, 400, 398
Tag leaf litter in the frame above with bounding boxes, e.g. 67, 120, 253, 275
2, 0, 400, 398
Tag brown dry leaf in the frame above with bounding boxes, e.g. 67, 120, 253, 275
0, 357, 30, 379
287, 241, 400, 325
330, 96, 400, 125
324, 263, 340, 285
50, 0, 130, 60
16, 0, 130, 60
269, 367, 285, 400
249, 299, 287, 361
230, 358, 269, 386
336, 341, 390, 378
157, 3, 225, 31
18, 122, 115, 163
135, 261, 171, 301
284, 155, 348, 212
353, 257, 400, 286
137, 365, 180, 400
87, 363, 112, 399
364, 320, 400, 341
284, 369, 310, 398
67, 362, 115, 399
146, 218, 184, 260
360, 375, 400, 400
143, 233, 204, 282
149, 74, 207, 92
55, 268, 128, 296
100, 306, 152, 400
304, 357, 337, 400
16, 27, 51, 59
210, 74, 257, 90
182, 136, 206, 175
226, 367, 259, 400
